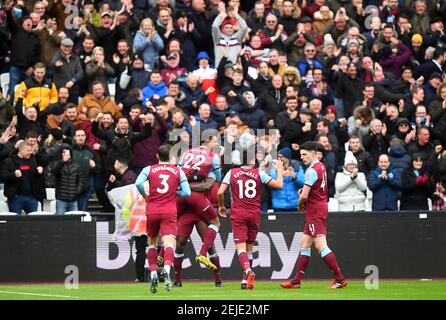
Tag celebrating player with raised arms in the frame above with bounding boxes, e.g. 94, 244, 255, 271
135, 144, 191, 294
217, 147, 284, 290
281, 141, 347, 289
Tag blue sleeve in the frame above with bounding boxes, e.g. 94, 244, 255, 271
207, 171, 217, 180
212, 154, 222, 182
222, 171, 231, 185
304, 167, 318, 187
295, 166, 305, 188
135, 166, 150, 197
367, 170, 384, 191
177, 169, 191, 197
260, 171, 273, 185
270, 167, 277, 179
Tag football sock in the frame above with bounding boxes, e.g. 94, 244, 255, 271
163, 245, 174, 269
174, 252, 184, 283
164, 265, 171, 274
209, 253, 222, 283
151, 271, 157, 280
238, 250, 251, 273
199, 224, 218, 256
292, 248, 311, 283
248, 252, 253, 268
147, 245, 158, 272
320, 247, 344, 282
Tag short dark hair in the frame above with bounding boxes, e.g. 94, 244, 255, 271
84, 35, 95, 42
116, 157, 130, 167
117, 116, 129, 123
91, 80, 105, 89
285, 96, 298, 103
433, 47, 445, 60
300, 141, 318, 152
151, 69, 161, 75
130, 104, 142, 111
158, 144, 171, 161
25, 131, 39, 139
363, 83, 374, 90
65, 103, 77, 110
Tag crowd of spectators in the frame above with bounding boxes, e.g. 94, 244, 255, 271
1, 0, 446, 214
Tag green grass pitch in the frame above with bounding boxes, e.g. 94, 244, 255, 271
1, 280, 446, 300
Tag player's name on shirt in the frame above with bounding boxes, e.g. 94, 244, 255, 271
151, 165, 179, 175
233, 169, 259, 180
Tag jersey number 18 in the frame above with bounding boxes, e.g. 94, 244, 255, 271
237, 179, 257, 199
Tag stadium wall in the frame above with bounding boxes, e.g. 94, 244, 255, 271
1, 212, 446, 282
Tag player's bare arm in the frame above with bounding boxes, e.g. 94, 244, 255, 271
297, 185, 310, 213
267, 160, 284, 189
189, 177, 216, 192
217, 183, 229, 218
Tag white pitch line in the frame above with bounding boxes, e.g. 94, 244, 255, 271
0, 290, 77, 299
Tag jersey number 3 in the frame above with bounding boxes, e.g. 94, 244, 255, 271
237, 179, 257, 199
157, 174, 170, 194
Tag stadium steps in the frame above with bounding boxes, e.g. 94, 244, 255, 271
88, 192, 103, 212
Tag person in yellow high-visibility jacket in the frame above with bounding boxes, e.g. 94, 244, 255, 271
122, 183, 149, 283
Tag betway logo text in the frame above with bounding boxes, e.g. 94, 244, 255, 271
96, 222, 302, 279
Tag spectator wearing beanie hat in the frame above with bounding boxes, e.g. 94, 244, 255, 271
270, 147, 305, 212
45, 104, 76, 144
410, 33, 426, 66
334, 151, 368, 211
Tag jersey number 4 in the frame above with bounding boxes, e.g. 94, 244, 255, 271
182, 153, 206, 171
237, 179, 257, 199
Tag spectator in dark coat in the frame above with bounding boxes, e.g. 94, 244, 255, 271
212, 95, 232, 129
238, 92, 268, 131
348, 135, 376, 176
256, 74, 286, 120
4, 7, 41, 101
107, 158, 137, 191
92, 113, 152, 177
49, 38, 84, 103
388, 139, 412, 174
367, 153, 403, 211
407, 126, 442, 169
422, 72, 442, 109
119, 55, 151, 93
413, 47, 445, 81
182, 74, 210, 116
85, 47, 115, 93
400, 153, 434, 210
53, 146, 83, 214
191, 103, 219, 132
363, 119, 390, 165
14, 97, 47, 140
0, 141, 44, 214
282, 107, 317, 159
334, 63, 364, 119
129, 105, 168, 175
221, 69, 251, 106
